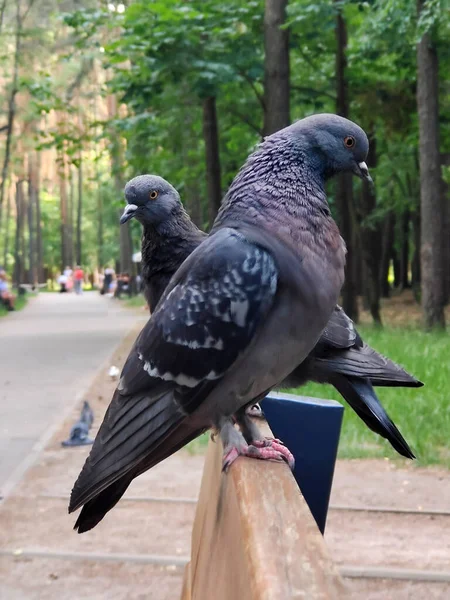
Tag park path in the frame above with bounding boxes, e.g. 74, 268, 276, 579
0, 292, 143, 496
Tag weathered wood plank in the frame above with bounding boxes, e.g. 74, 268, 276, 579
182, 424, 344, 600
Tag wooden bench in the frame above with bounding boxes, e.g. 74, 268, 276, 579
181, 415, 345, 600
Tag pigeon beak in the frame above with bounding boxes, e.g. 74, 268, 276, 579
353, 161, 373, 185
120, 204, 138, 225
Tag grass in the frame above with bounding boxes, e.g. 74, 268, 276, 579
0, 293, 28, 318
289, 326, 450, 468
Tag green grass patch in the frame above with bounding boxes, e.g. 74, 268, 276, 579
289, 326, 450, 468
0, 293, 28, 318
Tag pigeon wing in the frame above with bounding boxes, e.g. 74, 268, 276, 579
69, 228, 278, 513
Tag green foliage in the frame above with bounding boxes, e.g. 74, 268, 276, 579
0, 0, 449, 278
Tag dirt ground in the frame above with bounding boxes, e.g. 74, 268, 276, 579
1, 325, 449, 599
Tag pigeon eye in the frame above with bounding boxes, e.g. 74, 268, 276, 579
149, 190, 158, 200
344, 136, 356, 148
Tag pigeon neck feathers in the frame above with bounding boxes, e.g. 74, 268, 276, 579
212, 135, 338, 251
141, 205, 206, 311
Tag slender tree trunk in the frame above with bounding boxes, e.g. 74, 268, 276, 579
399, 209, 410, 290
0, 0, 22, 227
202, 96, 222, 226
76, 157, 82, 265
441, 153, 450, 304
107, 95, 132, 274
97, 186, 103, 268
416, 2, 445, 329
335, 5, 358, 321
14, 180, 24, 286
3, 183, 11, 267
411, 209, 421, 302
263, 0, 290, 136
58, 154, 70, 270
27, 157, 36, 285
0, 0, 8, 34
379, 212, 395, 298
359, 133, 382, 324
68, 166, 75, 267
34, 152, 43, 281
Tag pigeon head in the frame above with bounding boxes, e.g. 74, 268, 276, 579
277, 113, 371, 182
120, 175, 182, 226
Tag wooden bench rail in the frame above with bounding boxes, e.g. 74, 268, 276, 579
181, 422, 344, 600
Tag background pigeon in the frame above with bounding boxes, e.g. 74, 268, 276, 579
69, 114, 370, 532
121, 174, 421, 459
62, 401, 94, 447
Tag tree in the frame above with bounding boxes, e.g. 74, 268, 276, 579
263, 0, 290, 135
202, 96, 222, 225
335, 2, 358, 322
416, 0, 446, 329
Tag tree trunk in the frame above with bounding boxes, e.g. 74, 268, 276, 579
379, 212, 395, 298
441, 153, 450, 304
202, 96, 222, 227
107, 94, 133, 275
58, 154, 70, 270
416, 3, 445, 329
411, 209, 421, 303
27, 158, 36, 285
359, 133, 382, 324
0, 0, 21, 228
3, 183, 11, 267
335, 5, 358, 321
34, 152, 43, 282
97, 186, 103, 269
76, 157, 83, 265
399, 209, 410, 290
263, 0, 290, 136
14, 181, 24, 286
68, 166, 75, 267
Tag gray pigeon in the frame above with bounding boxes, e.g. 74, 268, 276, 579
62, 401, 94, 447
69, 113, 370, 532
121, 174, 420, 459
120, 178, 207, 310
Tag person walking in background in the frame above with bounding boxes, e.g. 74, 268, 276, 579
0, 269, 16, 310
63, 265, 73, 292
74, 266, 84, 295
102, 266, 115, 296
57, 272, 69, 293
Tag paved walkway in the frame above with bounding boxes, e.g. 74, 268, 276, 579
0, 292, 141, 494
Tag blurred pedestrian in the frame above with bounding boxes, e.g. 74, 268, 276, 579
63, 266, 73, 292
0, 269, 15, 311
57, 272, 69, 293
74, 265, 84, 295
103, 266, 115, 295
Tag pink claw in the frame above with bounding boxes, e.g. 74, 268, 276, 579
222, 439, 295, 472
252, 439, 295, 470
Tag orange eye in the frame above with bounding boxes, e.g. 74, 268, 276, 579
344, 136, 356, 148
150, 190, 158, 200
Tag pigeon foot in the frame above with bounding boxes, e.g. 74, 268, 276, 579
252, 438, 295, 470
222, 439, 294, 471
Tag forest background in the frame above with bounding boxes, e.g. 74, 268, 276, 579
0, 0, 449, 332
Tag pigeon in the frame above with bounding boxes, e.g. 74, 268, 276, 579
69, 113, 370, 532
62, 401, 94, 447
121, 174, 420, 459
120, 176, 207, 312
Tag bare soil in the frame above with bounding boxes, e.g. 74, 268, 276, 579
1, 324, 449, 599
